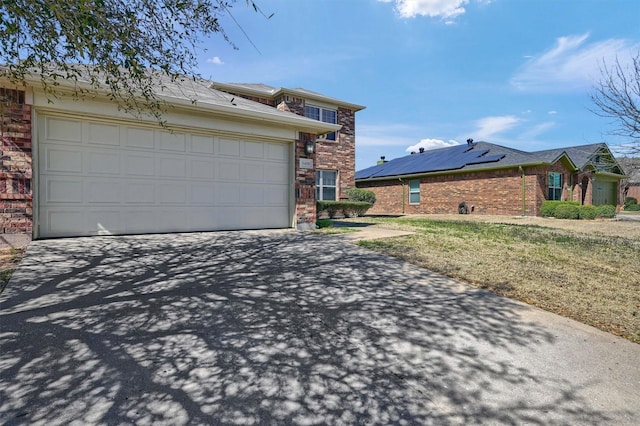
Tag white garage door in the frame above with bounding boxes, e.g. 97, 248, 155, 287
37, 114, 291, 237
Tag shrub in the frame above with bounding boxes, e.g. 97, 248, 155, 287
347, 188, 376, 204
624, 203, 640, 211
596, 204, 617, 218
540, 200, 580, 217
317, 201, 373, 218
578, 205, 598, 220
316, 219, 332, 228
624, 197, 638, 207
554, 203, 580, 219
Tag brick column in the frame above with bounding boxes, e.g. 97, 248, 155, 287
0, 88, 33, 238
295, 132, 316, 229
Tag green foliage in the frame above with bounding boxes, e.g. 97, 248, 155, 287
540, 200, 579, 217
596, 204, 617, 218
578, 205, 598, 220
317, 201, 373, 218
554, 204, 580, 219
0, 0, 269, 121
347, 188, 376, 204
624, 203, 640, 211
624, 197, 638, 206
315, 219, 332, 228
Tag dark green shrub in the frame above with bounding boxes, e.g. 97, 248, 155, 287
316, 219, 332, 228
624, 203, 640, 211
578, 205, 597, 220
624, 197, 638, 207
540, 200, 579, 217
596, 204, 616, 218
554, 204, 580, 219
347, 188, 376, 204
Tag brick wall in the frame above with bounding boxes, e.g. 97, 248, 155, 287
316, 106, 356, 200
358, 163, 574, 217
295, 132, 316, 226
1, 88, 32, 235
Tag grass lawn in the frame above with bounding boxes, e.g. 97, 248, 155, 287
0, 247, 26, 294
352, 216, 640, 344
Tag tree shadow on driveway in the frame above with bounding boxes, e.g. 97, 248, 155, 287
0, 230, 636, 425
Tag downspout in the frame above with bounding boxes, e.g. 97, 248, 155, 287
519, 166, 526, 216
399, 178, 405, 214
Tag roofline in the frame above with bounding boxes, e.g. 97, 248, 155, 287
594, 171, 628, 179
210, 82, 366, 112
1, 74, 341, 135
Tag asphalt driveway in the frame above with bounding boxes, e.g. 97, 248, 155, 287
1, 230, 639, 425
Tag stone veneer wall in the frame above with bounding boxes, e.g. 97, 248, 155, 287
358, 164, 574, 217
0, 88, 32, 236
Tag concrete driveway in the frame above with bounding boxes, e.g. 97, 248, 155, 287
1, 230, 639, 425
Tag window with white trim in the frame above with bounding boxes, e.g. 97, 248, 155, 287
316, 170, 337, 201
548, 172, 563, 200
305, 105, 337, 141
409, 180, 420, 204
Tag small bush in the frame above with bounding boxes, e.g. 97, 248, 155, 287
316, 219, 332, 228
596, 204, 617, 218
578, 205, 598, 220
317, 201, 373, 218
540, 200, 580, 217
624, 197, 638, 207
554, 204, 580, 219
347, 188, 376, 204
624, 203, 640, 211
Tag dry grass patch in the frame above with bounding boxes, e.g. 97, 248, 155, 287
0, 247, 26, 293
357, 217, 640, 343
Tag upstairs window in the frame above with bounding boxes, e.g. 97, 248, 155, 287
305, 105, 337, 141
409, 180, 420, 204
548, 172, 563, 200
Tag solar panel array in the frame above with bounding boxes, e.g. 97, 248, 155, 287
356, 143, 506, 180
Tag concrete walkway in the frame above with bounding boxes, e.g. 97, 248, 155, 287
1, 230, 639, 425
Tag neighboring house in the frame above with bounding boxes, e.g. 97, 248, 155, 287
356, 141, 625, 216
0, 74, 350, 241
617, 157, 640, 201
210, 83, 365, 203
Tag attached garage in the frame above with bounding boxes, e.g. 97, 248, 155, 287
1, 76, 338, 240
37, 114, 292, 237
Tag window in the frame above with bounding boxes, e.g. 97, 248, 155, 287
316, 170, 337, 201
548, 172, 563, 200
409, 180, 420, 204
305, 105, 337, 141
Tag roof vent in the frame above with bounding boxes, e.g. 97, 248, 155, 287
467, 138, 474, 145
411, 151, 416, 155
419, 147, 425, 153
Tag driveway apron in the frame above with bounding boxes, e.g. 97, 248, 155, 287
1, 230, 639, 425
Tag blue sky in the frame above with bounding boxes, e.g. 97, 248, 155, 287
196, 0, 640, 170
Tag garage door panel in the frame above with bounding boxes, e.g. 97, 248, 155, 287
125, 127, 154, 149
44, 147, 83, 173
125, 183, 156, 203
86, 181, 120, 203
38, 115, 291, 237
88, 122, 120, 146
43, 178, 83, 203
46, 117, 82, 143
125, 155, 155, 176
87, 151, 120, 175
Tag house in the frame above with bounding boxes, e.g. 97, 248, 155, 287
210, 83, 365, 204
617, 157, 640, 201
356, 140, 625, 216
0, 73, 362, 241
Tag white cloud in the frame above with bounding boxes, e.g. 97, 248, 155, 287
380, 0, 491, 20
519, 122, 556, 140
511, 33, 640, 92
206, 56, 224, 65
548, 110, 557, 115
406, 138, 459, 152
471, 115, 521, 140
